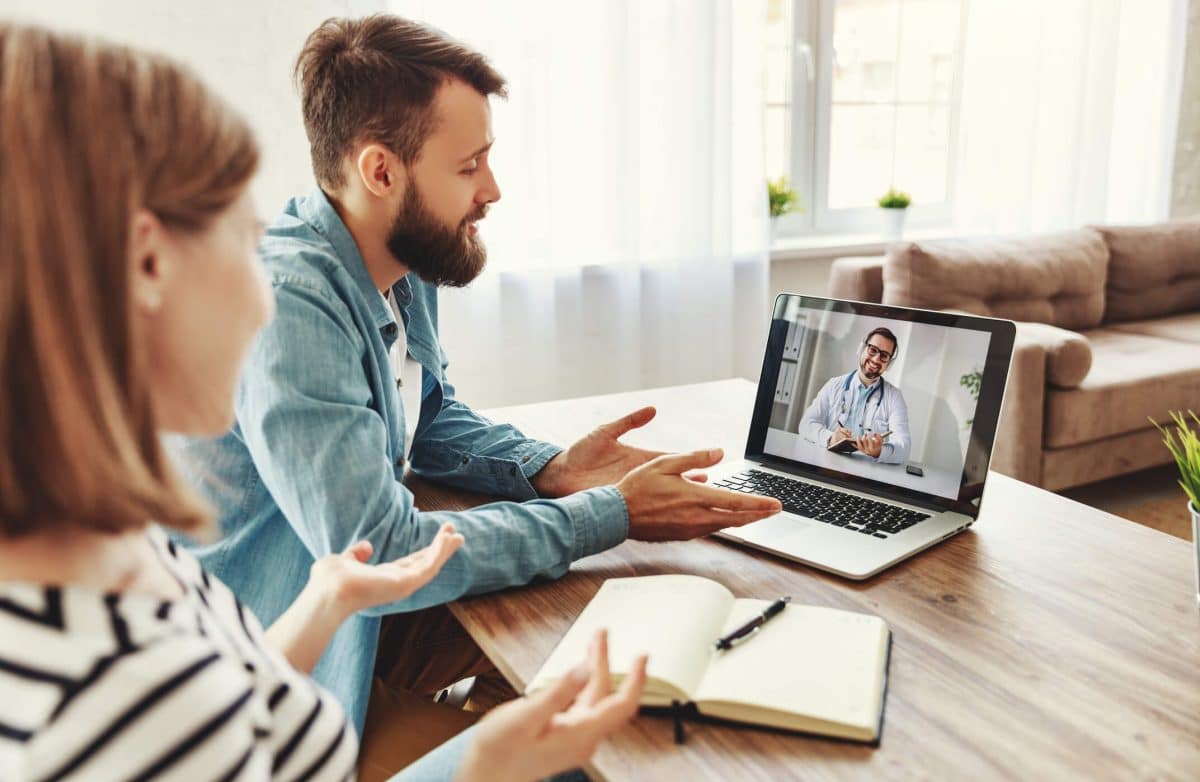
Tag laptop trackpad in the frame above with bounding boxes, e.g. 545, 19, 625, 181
727, 513, 815, 547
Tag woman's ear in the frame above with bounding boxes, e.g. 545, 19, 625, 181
129, 208, 168, 315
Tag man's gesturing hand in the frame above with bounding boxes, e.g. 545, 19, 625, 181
532, 406, 667, 497
616, 448, 782, 541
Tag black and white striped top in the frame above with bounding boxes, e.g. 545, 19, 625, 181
0, 526, 358, 781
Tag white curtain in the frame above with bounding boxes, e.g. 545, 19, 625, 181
952, 0, 1188, 234
394, 0, 771, 408
13, 0, 771, 411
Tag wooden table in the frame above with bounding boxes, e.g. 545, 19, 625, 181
412, 379, 1200, 780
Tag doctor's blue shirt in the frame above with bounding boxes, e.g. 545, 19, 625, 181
846, 377, 897, 461
846, 378, 876, 438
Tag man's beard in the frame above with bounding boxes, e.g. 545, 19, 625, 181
385, 184, 488, 288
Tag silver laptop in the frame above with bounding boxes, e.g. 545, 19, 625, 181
711, 294, 1015, 580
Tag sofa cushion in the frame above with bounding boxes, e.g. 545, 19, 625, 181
828, 256, 885, 303
1095, 218, 1200, 324
1105, 310, 1200, 344
1043, 328, 1200, 448
882, 230, 1109, 330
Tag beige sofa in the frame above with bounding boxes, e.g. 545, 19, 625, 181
828, 218, 1200, 490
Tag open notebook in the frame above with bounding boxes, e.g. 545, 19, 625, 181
526, 575, 892, 742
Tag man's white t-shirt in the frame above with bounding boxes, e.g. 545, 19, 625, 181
385, 291, 423, 458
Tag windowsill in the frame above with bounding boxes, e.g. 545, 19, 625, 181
769, 228, 955, 263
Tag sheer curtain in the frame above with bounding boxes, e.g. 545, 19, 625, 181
952, 0, 1188, 234
14, 0, 771, 410
394, 0, 771, 408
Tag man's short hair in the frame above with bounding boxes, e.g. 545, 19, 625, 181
864, 326, 899, 359
295, 14, 507, 190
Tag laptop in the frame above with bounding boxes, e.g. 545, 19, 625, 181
710, 294, 1016, 580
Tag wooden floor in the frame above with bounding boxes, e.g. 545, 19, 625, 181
1060, 464, 1194, 541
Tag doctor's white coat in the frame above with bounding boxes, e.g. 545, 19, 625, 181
800, 372, 912, 465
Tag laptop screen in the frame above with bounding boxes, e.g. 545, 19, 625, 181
745, 295, 1015, 517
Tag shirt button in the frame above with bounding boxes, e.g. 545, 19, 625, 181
509, 467, 517, 476
396, 457, 404, 467
461, 457, 469, 465
520, 455, 531, 464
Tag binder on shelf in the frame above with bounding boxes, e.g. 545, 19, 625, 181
783, 321, 798, 359
783, 320, 804, 360
779, 361, 795, 404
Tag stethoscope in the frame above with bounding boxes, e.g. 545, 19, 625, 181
837, 370, 884, 430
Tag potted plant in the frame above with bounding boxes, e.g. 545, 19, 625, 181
1152, 410, 1200, 607
767, 177, 800, 242
877, 186, 911, 239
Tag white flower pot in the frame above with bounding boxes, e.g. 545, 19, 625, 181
881, 207, 907, 239
1191, 502, 1200, 608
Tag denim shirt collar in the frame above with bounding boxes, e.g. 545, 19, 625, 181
296, 188, 414, 337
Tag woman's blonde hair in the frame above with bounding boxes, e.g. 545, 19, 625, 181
0, 24, 259, 538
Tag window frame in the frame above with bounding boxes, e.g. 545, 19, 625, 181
775, 0, 967, 239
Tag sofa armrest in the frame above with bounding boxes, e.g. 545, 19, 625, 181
829, 255, 885, 303
990, 334, 1047, 485
1011, 321, 1092, 389
979, 321, 1084, 485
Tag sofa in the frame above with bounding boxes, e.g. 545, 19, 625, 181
827, 218, 1200, 490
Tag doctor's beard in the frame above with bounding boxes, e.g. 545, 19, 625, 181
860, 356, 883, 382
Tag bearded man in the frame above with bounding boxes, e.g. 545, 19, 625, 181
173, 13, 779, 753
800, 326, 912, 464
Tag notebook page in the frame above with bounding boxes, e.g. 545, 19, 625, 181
693, 600, 889, 735
526, 575, 735, 702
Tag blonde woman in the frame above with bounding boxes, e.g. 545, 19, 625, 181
0, 23, 644, 782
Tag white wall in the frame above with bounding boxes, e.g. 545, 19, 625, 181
3, 0, 384, 216
769, 256, 836, 303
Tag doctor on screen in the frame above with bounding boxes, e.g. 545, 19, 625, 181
801, 326, 912, 465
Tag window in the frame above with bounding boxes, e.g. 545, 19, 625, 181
766, 0, 966, 237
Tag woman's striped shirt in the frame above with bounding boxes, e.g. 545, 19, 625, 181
0, 526, 358, 781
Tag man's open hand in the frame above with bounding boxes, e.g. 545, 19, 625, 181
532, 406, 672, 497
617, 449, 782, 541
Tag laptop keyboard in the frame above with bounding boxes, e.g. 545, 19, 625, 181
715, 469, 931, 539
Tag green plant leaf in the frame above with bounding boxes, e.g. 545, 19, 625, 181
1152, 411, 1200, 508
877, 186, 912, 209
768, 177, 802, 218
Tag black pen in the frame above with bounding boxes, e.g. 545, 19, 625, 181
714, 597, 791, 650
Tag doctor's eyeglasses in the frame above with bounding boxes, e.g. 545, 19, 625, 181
862, 343, 893, 363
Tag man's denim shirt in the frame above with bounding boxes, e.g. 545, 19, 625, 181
173, 189, 629, 734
